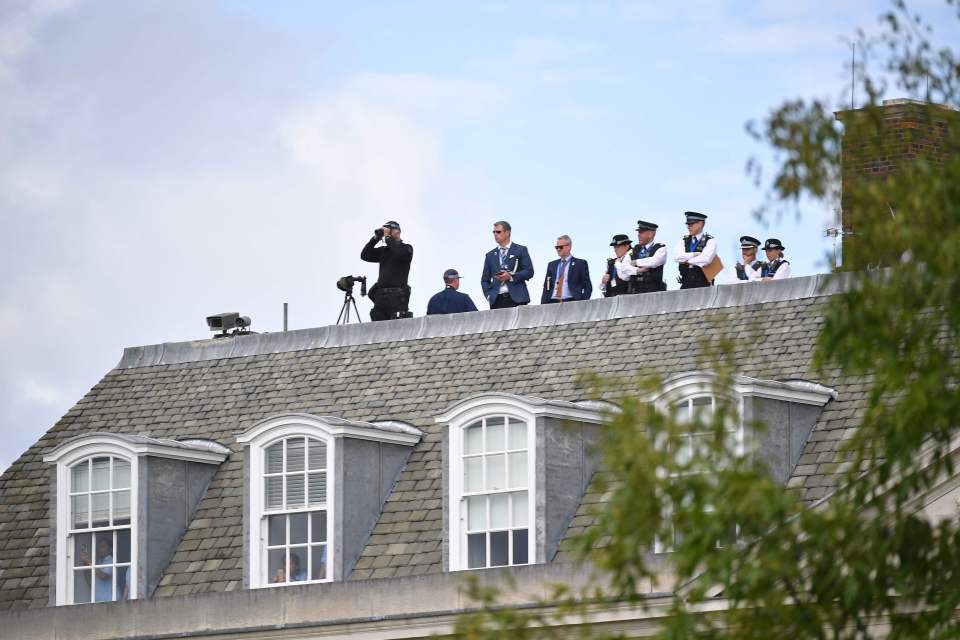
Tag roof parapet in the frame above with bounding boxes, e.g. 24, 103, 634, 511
116, 272, 852, 370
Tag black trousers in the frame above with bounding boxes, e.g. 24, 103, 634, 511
545, 298, 574, 304
370, 287, 410, 321
491, 293, 526, 309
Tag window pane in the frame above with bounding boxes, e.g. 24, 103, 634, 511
464, 457, 483, 493
116, 566, 129, 600
486, 454, 506, 491
265, 442, 284, 474
512, 529, 529, 565
73, 569, 92, 603
286, 475, 305, 509
113, 490, 131, 525
268, 549, 286, 583
310, 545, 326, 580
94, 531, 114, 565
308, 439, 326, 471
72, 494, 89, 529
692, 396, 713, 421
113, 459, 131, 490
268, 514, 285, 546
490, 531, 509, 567
71, 460, 89, 493
511, 491, 528, 528
74, 532, 92, 567
288, 548, 307, 581
464, 423, 483, 455
486, 421, 505, 452
490, 493, 509, 530
467, 533, 486, 569
91, 493, 109, 528
91, 457, 110, 491
508, 452, 527, 489
307, 471, 326, 506
287, 437, 305, 472
311, 511, 327, 543
674, 401, 690, 423
265, 477, 283, 510
467, 496, 486, 532
508, 419, 526, 450
290, 513, 308, 544
116, 529, 131, 564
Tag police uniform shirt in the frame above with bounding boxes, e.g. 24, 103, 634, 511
632, 242, 667, 269
673, 233, 717, 268
767, 260, 792, 280
734, 260, 762, 282
613, 253, 639, 281
496, 243, 513, 294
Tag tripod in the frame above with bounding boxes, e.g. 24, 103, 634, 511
336, 289, 363, 325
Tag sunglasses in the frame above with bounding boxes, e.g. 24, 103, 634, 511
555, 245, 569, 250
493, 230, 504, 234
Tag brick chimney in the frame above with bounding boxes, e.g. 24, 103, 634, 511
834, 99, 957, 270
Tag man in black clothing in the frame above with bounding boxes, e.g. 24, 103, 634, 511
360, 221, 413, 321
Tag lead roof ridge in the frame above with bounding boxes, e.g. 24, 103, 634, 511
115, 272, 851, 371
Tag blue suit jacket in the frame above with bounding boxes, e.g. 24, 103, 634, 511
481, 243, 534, 306
540, 256, 592, 304
426, 287, 478, 315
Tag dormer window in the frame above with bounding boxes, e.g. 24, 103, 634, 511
651, 373, 837, 553
439, 394, 607, 571
238, 414, 421, 586
44, 434, 229, 605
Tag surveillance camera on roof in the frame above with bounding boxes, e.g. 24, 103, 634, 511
206, 312, 252, 338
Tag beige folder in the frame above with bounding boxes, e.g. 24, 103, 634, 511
701, 256, 724, 282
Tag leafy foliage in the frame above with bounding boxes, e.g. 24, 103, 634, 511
451, 2, 960, 638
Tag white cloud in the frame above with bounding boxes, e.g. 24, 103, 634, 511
0, 0, 81, 84
0, 2, 508, 474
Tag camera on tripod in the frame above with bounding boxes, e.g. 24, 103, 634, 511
336, 275, 367, 297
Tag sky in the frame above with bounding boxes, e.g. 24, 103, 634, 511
2, 0, 958, 474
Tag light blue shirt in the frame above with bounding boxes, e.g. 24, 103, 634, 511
95, 555, 113, 601
552, 258, 572, 300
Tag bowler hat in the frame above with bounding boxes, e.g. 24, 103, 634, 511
610, 234, 632, 247
764, 238, 785, 251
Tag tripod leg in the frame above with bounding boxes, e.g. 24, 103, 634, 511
350, 297, 362, 323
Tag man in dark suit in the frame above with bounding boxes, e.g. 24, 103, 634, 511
541, 235, 592, 304
481, 220, 534, 309
427, 269, 478, 315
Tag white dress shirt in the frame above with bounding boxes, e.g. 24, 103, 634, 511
614, 253, 638, 281
632, 242, 667, 269
497, 243, 513, 294
673, 234, 717, 267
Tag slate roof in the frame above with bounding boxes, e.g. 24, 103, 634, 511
0, 273, 865, 609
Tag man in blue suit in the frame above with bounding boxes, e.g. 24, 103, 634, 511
481, 220, 534, 309
541, 235, 592, 304
427, 269, 478, 315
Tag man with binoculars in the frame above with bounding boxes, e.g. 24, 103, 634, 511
361, 221, 413, 321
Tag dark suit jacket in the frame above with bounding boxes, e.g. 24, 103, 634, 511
541, 256, 592, 304
480, 243, 534, 306
426, 287, 478, 315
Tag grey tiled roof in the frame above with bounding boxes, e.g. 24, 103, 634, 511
0, 274, 862, 608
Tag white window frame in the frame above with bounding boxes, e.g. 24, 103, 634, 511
450, 409, 535, 571
650, 373, 836, 553
438, 393, 607, 572
44, 433, 229, 606
239, 417, 336, 589
48, 442, 140, 606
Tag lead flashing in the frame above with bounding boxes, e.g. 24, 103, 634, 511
116, 272, 851, 370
